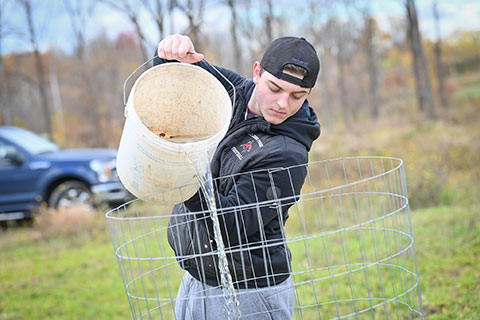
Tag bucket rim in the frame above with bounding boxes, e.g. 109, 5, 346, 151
124, 62, 233, 153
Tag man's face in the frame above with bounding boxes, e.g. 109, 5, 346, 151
248, 62, 310, 125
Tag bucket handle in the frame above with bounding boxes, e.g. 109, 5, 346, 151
123, 56, 155, 106
123, 54, 236, 110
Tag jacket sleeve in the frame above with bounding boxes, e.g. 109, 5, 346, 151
184, 150, 308, 246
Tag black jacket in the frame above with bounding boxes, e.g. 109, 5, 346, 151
155, 57, 321, 289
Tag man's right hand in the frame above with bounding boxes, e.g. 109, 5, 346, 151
157, 34, 204, 64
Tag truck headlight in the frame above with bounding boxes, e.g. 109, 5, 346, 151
90, 159, 116, 183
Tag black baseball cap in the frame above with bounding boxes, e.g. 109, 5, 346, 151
260, 36, 320, 88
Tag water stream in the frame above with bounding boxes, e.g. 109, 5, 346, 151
184, 149, 241, 319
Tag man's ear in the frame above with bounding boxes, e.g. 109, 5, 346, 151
252, 61, 261, 84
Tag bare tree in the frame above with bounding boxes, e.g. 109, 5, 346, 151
387, 17, 409, 87
308, 2, 335, 127
168, 0, 175, 34
363, 13, 379, 118
433, 0, 448, 108
236, 0, 257, 63
336, 40, 351, 127
264, 0, 274, 44
237, 0, 278, 55
405, 0, 435, 119
99, 0, 150, 62
64, 0, 89, 60
18, 0, 52, 136
406, 1, 424, 112
64, 0, 106, 146
48, 55, 64, 138
174, 0, 206, 49
0, 0, 13, 125
226, 0, 242, 71
333, 18, 356, 128
140, 0, 171, 43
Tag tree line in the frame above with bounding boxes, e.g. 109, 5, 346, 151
0, 0, 479, 147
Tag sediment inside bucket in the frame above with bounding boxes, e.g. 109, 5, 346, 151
133, 63, 232, 143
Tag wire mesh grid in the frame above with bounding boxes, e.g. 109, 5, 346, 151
106, 156, 424, 319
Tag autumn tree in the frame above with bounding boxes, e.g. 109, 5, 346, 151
405, 0, 435, 119
18, 0, 53, 135
432, 0, 448, 108
64, 0, 106, 146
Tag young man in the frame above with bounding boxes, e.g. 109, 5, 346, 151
155, 34, 321, 319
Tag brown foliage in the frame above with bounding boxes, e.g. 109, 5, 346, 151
32, 206, 102, 240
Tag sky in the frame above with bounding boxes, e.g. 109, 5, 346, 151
1, 0, 480, 55
372, 0, 480, 39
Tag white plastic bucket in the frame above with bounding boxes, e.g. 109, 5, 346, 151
117, 62, 232, 204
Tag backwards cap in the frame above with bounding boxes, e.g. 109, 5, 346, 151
260, 36, 320, 88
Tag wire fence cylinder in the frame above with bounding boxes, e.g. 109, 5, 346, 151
106, 156, 424, 319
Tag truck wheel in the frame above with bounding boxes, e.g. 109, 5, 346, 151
48, 181, 93, 210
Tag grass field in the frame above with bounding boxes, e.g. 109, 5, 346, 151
0, 203, 478, 319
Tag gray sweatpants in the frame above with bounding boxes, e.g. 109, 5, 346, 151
174, 272, 295, 319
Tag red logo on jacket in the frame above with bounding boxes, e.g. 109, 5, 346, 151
241, 141, 253, 153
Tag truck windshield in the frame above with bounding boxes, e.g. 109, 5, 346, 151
2, 129, 59, 155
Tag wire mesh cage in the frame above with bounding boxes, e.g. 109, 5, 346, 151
106, 156, 424, 319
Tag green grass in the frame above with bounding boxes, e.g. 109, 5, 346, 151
412, 206, 480, 319
0, 227, 131, 319
0, 205, 478, 319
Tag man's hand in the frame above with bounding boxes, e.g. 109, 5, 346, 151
157, 34, 204, 64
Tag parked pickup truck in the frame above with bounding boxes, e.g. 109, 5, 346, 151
0, 126, 133, 221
